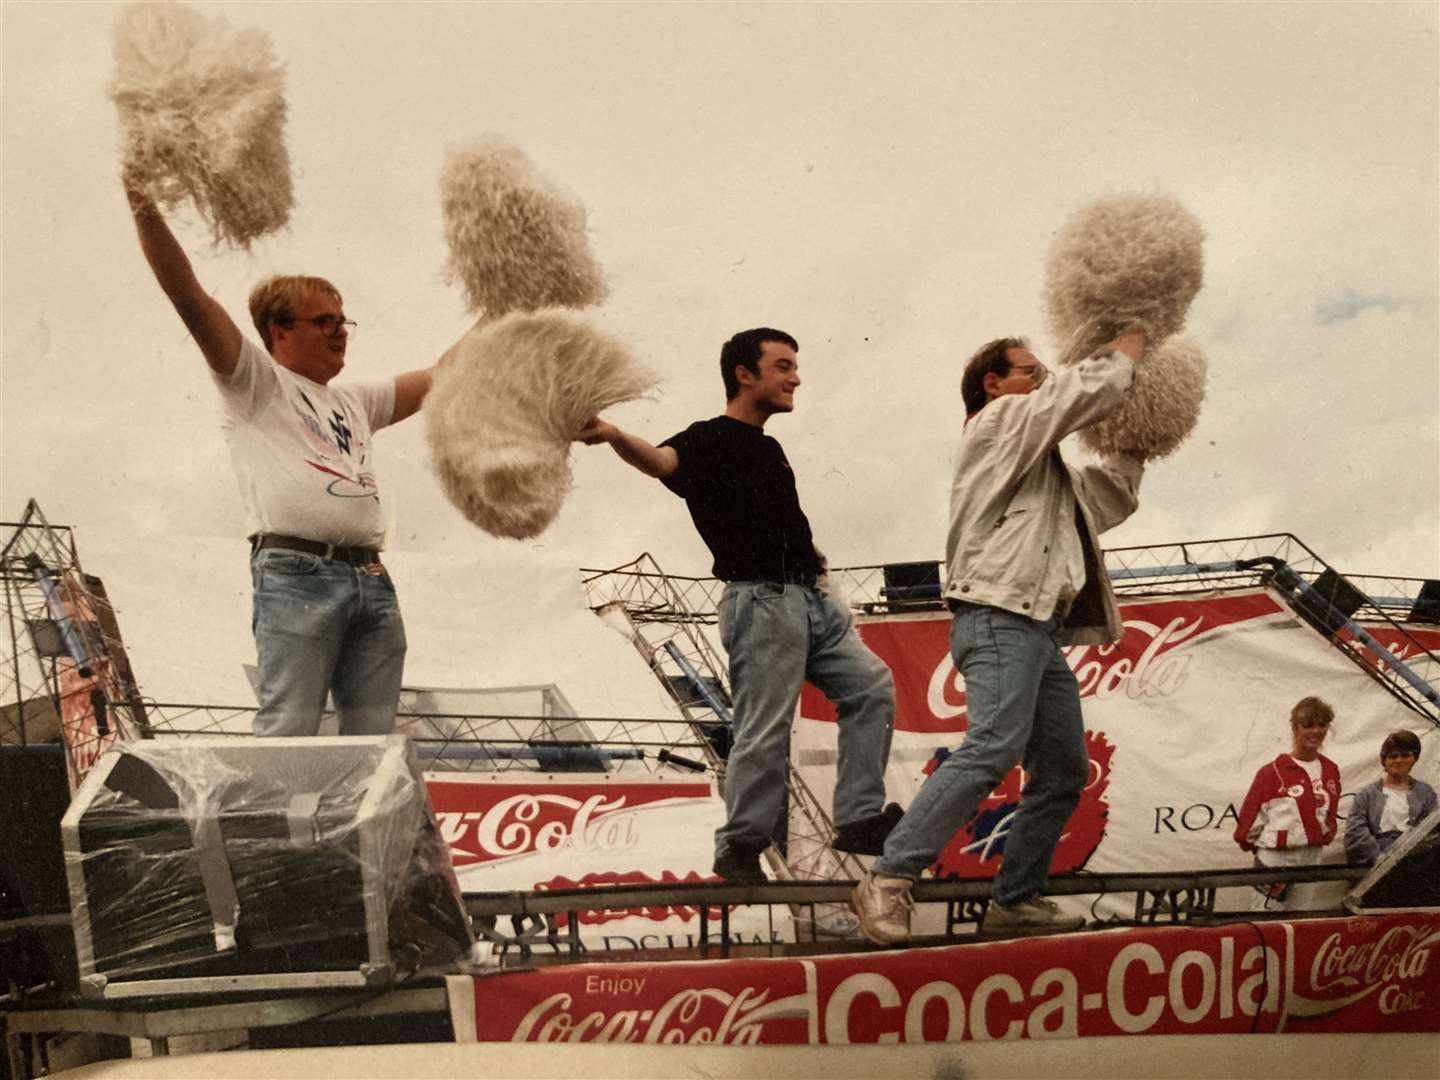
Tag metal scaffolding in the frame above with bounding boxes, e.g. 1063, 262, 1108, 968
580, 554, 867, 891
0, 500, 149, 788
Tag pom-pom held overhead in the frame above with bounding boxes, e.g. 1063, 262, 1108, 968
440, 137, 609, 318
110, 1, 292, 248
1045, 192, 1205, 367
1079, 335, 1208, 461
426, 311, 656, 539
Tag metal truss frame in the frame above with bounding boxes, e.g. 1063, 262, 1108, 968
580, 554, 867, 899
137, 701, 711, 776
1, 501, 149, 785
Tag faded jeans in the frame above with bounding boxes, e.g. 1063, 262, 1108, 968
873, 601, 1087, 906
714, 581, 894, 858
250, 548, 407, 737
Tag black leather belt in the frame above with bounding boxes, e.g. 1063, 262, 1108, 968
250, 534, 381, 566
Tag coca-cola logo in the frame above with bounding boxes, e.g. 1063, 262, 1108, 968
481, 914, 1440, 1043
497, 928, 1292, 1043
1310, 925, 1439, 994
800, 591, 1282, 734
427, 782, 711, 866
925, 614, 1207, 728
513, 984, 807, 1044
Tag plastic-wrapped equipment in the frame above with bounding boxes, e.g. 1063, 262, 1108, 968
61, 735, 471, 997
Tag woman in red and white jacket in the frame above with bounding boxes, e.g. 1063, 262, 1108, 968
1233, 696, 1342, 911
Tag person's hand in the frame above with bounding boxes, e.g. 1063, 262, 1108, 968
122, 167, 156, 214
1108, 328, 1147, 361
577, 415, 616, 444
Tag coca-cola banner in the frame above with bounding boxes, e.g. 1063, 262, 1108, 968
793, 589, 1439, 921
456, 911, 1440, 1044
426, 775, 786, 948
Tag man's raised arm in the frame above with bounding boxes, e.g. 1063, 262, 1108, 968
579, 416, 678, 479
125, 183, 241, 376
389, 318, 494, 425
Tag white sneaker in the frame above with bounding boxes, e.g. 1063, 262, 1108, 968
850, 870, 914, 944
982, 895, 1084, 934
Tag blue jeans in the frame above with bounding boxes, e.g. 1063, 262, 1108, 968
250, 549, 407, 737
714, 581, 894, 857
873, 602, 1086, 906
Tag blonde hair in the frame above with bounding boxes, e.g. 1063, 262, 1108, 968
247, 275, 342, 352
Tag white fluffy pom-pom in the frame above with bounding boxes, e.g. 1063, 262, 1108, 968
110, 1, 292, 248
440, 137, 609, 317
1079, 335, 1207, 461
426, 311, 656, 539
1045, 192, 1204, 366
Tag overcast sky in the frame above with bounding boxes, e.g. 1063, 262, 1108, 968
3, 2, 1436, 702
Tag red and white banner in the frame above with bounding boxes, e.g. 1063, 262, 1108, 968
792, 588, 1440, 921
425, 775, 785, 948
455, 911, 1440, 1043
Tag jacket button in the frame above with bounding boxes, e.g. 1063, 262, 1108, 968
1043, 546, 1049, 553
1022, 602, 1031, 610
960, 585, 970, 593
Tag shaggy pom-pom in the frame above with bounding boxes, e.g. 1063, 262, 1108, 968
440, 136, 609, 317
426, 311, 656, 539
110, 2, 292, 248
1045, 192, 1205, 367
1079, 335, 1207, 461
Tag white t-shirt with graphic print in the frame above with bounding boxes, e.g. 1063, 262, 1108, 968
211, 338, 395, 547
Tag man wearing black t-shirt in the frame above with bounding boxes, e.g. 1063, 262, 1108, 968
581, 328, 900, 883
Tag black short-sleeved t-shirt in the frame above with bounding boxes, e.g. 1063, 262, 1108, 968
660, 415, 822, 584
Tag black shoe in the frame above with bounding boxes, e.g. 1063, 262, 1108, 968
712, 846, 767, 884
833, 802, 904, 855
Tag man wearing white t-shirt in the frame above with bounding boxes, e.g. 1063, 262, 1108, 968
125, 184, 447, 736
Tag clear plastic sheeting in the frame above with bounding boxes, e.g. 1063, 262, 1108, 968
61, 735, 472, 994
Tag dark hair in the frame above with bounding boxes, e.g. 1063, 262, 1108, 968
960, 336, 1027, 416
720, 328, 798, 400
1290, 696, 1335, 728
1380, 729, 1422, 761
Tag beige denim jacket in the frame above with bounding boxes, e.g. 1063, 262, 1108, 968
942, 351, 1143, 645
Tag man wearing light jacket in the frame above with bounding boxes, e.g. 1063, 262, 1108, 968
852, 329, 1146, 943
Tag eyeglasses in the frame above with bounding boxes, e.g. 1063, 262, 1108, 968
1007, 361, 1048, 385
280, 314, 356, 337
